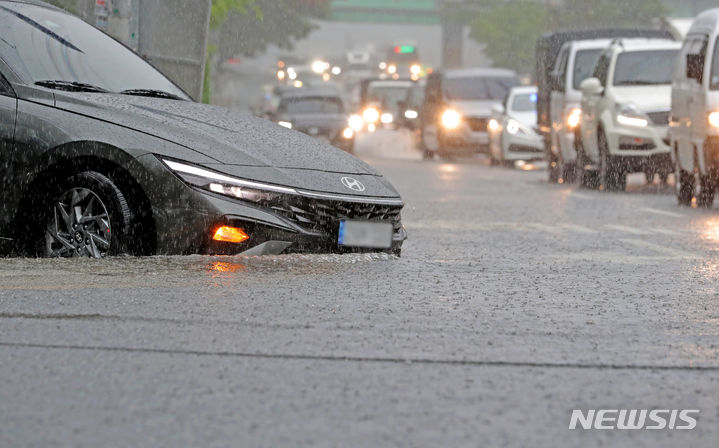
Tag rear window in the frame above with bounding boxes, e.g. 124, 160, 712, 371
572, 49, 602, 90
367, 85, 412, 105
613, 50, 679, 86
279, 97, 344, 114
443, 76, 518, 101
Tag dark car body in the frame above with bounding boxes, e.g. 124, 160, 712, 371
0, 0, 405, 257
274, 89, 355, 153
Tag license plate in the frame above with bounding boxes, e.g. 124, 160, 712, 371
338, 220, 393, 249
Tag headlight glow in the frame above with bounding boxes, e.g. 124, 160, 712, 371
278, 121, 292, 129
441, 109, 461, 129
387, 64, 397, 74
348, 114, 364, 131
506, 119, 520, 135
381, 112, 393, 124
488, 118, 499, 131
404, 109, 418, 119
342, 127, 354, 139
567, 108, 581, 128
709, 111, 719, 127
163, 159, 297, 203
410, 64, 421, 75
615, 103, 649, 127
363, 107, 380, 124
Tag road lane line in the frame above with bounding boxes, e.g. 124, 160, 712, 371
560, 223, 598, 234
605, 224, 649, 235
619, 238, 696, 258
641, 207, 686, 218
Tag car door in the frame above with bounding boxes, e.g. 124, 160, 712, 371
581, 52, 611, 160
0, 73, 18, 233
689, 35, 710, 171
550, 45, 569, 156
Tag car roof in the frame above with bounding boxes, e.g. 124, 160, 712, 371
688, 8, 719, 35
442, 67, 517, 79
367, 80, 414, 88
509, 85, 537, 95
563, 38, 614, 51
609, 38, 681, 52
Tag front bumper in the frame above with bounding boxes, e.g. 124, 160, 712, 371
441, 124, 490, 153
135, 155, 406, 255
606, 124, 672, 172
504, 131, 544, 161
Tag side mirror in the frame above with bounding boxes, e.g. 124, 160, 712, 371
686, 54, 704, 83
491, 104, 505, 115
580, 77, 603, 96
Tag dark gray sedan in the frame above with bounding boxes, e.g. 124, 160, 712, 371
0, 0, 405, 257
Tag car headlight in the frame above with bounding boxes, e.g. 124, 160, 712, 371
488, 118, 499, 131
342, 127, 354, 139
162, 159, 297, 203
708, 111, 719, 127
410, 64, 421, 75
278, 121, 292, 129
566, 107, 581, 129
363, 107, 380, 124
404, 109, 418, 119
348, 114, 364, 131
615, 103, 649, 127
441, 109, 461, 129
506, 119, 521, 135
381, 112, 393, 124
387, 64, 397, 74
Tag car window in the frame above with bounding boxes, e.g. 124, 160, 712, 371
554, 46, 569, 76
572, 49, 602, 90
279, 97, 344, 114
0, 3, 188, 97
612, 50, 679, 86
711, 37, 719, 90
0, 71, 12, 96
443, 76, 518, 101
592, 53, 611, 86
367, 85, 411, 106
510, 92, 537, 112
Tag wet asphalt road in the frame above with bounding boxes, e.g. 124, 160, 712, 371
2, 129, 719, 447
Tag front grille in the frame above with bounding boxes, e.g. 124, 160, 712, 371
647, 111, 670, 126
268, 196, 403, 235
465, 117, 488, 132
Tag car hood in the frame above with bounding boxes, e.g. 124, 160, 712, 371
509, 111, 537, 127
449, 100, 501, 117
613, 85, 672, 112
51, 92, 376, 174
277, 113, 348, 129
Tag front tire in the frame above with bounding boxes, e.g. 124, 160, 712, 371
697, 173, 716, 208
676, 167, 695, 206
42, 172, 132, 258
598, 130, 626, 192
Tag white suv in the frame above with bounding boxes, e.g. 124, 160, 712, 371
577, 39, 681, 191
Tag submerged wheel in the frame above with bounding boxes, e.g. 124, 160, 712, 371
697, 173, 716, 208
43, 172, 132, 258
598, 131, 626, 192
576, 130, 599, 189
676, 167, 695, 206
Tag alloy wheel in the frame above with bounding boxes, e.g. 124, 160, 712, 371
45, 187, 112, 258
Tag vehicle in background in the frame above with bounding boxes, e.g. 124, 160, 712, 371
536, 29, 675, 183
383, 44, 421, 80
346, 50, 375, 84
577, 38, 680, 191
488, 86, 544, 166
359, 79, 414, 131
273, 89, 355, 153
398, 81, 425, 130
672, 9, 719, 207
420, 68, 519, 159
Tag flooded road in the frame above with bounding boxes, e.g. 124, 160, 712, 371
2, 130, 719, 447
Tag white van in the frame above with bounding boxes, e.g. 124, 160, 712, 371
671, 9, 719, 207
549, 39, 611, 182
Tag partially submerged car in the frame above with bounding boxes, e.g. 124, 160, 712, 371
273, 89, 355, 153
0, 0, 406, 257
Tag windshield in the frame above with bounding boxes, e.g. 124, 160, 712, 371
572, 49, 602, 90
444, 76, 518, 101
0, 3, 188, 97
511, 92, 537, 112
367, 85, 411, 105
613, 50, 679, 86
279, 96, 344, 114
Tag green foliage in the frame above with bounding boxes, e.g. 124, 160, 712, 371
469, 1, 549, 74
467, 0, 669, 73
211, 0, 261, 30
43, 0, 78, 12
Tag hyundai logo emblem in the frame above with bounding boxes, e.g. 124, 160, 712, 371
341, 176, 365, 192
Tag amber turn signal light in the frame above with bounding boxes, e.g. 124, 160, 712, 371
212, 226, 249, 244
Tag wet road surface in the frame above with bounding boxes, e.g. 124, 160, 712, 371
1, 129, 719, 447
